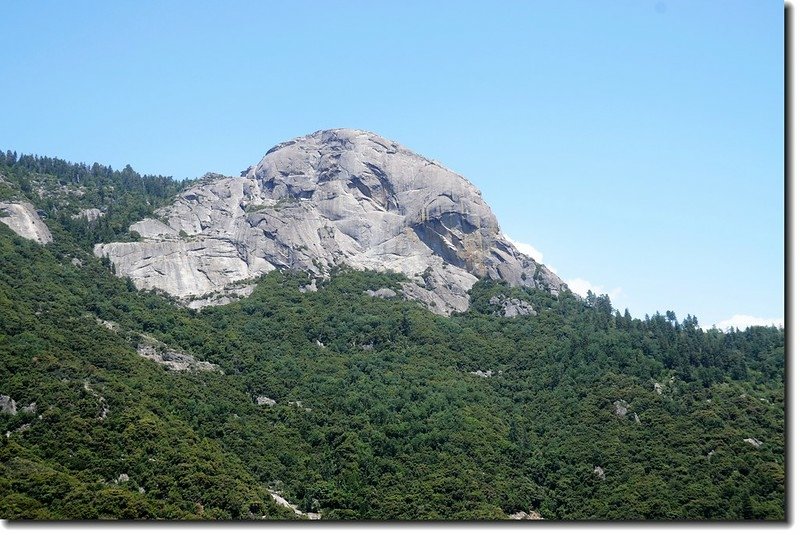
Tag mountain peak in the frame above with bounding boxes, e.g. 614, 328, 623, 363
96, 130, 566, 313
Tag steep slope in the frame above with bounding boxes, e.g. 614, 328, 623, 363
0, 223, 785, 520
0, 201, 52, 244
0, 153, 786, 520
94, 129, 565, 313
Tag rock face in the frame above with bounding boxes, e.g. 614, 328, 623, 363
613, 400, 630, 418
137, 336, 221, 373
0, 202, 53, 244
593, 466, 606, 480
489, 294, 536, 317
508, 510, 543, 520
743, 438, 763, 448
95, 129, 566, 314
0, 395, 17, 415
73, 208, 105, 222
365, 288, 397, 299
267, 489, 321, 520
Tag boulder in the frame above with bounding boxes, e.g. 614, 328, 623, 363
365, 288, 397, 299
593, 466, 606, 480
489, 294, 536, 317
72, 208, 104, 222
613, 400, 629, 418
137, 337, 221, 373
0, 395, 17, 415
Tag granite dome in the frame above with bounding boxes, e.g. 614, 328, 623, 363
95, 129, 566, 313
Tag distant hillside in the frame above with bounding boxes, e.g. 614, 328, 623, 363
0, 149, 190, 248
0, 150, 785, 520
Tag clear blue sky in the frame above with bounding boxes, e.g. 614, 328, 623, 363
0, 0, 784, 328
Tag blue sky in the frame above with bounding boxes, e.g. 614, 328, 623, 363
0, 0, 784, 328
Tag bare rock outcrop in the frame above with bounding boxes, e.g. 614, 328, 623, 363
0, 202, 53, 244
365, 288, 397, 299
73, 208, 104, 222
95, 129, 567, 314
267, 489, 321, 520
137, 336, 221, 373
489, 294, 536, 317
593, 466, 606, 480
0, 395, 17, 415
509, 510, 543, 520
613, 400, 630, 418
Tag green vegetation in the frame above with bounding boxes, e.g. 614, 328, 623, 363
0, 154, 785, 520
0, 150, 190, 248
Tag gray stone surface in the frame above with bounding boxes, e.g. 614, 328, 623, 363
83, 382, 110, 420
96, 129, 567, 314
96, 318, 119, 331
0, 202, 53, 244
489, 294, 536, 317
0, 395, 17, 415
613, 400, 630, 418
256, 396, 277, 406
5, 423, 31, 438
299, 279, 318, 293
186, 284, 256, 310
73, 208, 105, 222
508, 510, 543, 520
365, 288, 397, 299
268, 488, 321, 520
593, 466, 606, 480
743, 438, 763, 448
137, 336, 221, 373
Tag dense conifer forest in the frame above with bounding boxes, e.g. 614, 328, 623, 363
0, 154, 785, 520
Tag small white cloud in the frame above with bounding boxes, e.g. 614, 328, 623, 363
503, 234, 544, 263
703, 314, 783, 331
567, 278, 623, 301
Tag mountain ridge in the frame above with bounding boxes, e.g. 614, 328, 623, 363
94, 129, 566, 313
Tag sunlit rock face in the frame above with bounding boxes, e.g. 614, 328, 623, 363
95, 129, 566, 313
0, 202, 53, 244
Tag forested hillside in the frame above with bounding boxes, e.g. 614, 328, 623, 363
0, 155, 785, 520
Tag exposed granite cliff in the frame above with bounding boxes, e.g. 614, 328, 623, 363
0, 201, 53, 244
95, 129, 566, 314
